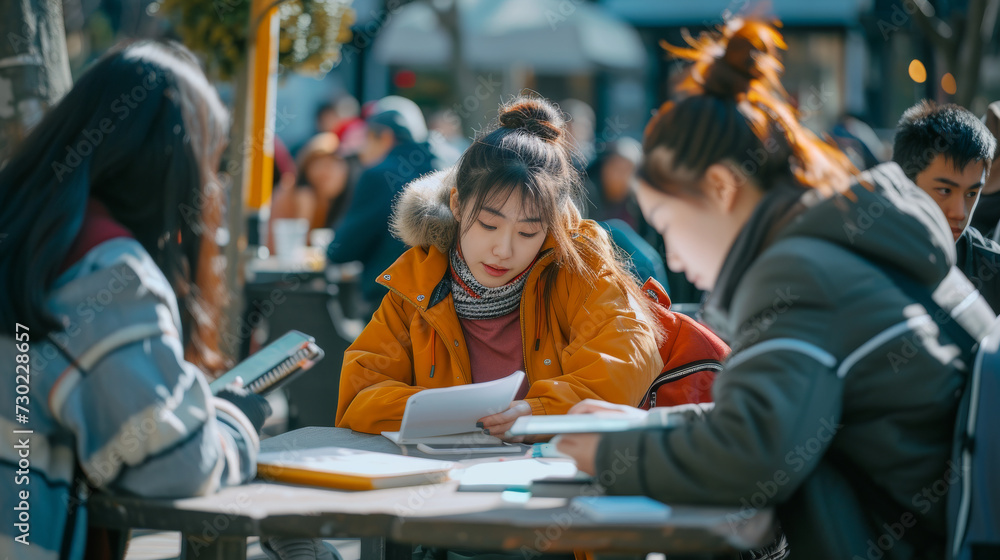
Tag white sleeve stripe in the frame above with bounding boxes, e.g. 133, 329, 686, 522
48, 323, 165, 424
951, 289, 982, 320
836, 315, 932, 378
726, 338, 837, 370
213, 398, 261, 453
80, 372, 204, 487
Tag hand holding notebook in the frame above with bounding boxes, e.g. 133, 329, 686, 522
210, 330, 324, 396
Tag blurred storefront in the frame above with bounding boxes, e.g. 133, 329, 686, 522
370, 0, 646, 150
601, 0, 873, 139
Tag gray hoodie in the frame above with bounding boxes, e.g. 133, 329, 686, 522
595, 163, 993, 559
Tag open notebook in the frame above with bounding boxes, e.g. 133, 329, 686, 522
382, 370, 525, 445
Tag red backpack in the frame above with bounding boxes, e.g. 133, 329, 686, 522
637, 278, 729, 409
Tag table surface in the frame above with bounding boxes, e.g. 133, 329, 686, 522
87, 427, 775, 556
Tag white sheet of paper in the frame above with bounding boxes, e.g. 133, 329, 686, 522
382, 370, 526, 444
456, 458, 579, 491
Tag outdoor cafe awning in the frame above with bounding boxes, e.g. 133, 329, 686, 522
373, 0, 646, 73
599, 0, 870, 27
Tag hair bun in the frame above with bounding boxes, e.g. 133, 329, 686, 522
701, 20, 785, 99
499, 100, 563, 142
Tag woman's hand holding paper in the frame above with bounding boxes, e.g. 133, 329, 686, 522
478, 400, 534, 442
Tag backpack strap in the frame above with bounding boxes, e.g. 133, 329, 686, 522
639, 359, 723, 409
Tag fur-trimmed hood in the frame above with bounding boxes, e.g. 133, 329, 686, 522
390, 169, 459, 253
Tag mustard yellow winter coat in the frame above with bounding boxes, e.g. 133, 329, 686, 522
335, 171, 662, 433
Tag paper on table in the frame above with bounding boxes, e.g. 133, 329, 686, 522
456, 458, 581, 492
382, 370, 525, 445
509, 410, 683, 436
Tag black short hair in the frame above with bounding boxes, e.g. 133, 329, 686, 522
892, 100, 997, 180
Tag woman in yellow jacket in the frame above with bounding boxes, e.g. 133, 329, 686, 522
336, 96, 663, 439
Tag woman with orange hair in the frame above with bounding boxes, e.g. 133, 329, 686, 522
556, 19, 991, 558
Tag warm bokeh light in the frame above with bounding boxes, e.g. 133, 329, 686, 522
909, 59, 927, 83
942, 73, 957, 95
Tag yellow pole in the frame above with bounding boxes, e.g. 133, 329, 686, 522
220, 0, 277, 359
245, 0, 278, 209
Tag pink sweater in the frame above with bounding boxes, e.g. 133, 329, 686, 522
459, 309, 529, 400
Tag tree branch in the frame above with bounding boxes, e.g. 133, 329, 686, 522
955, 0, 990, 105
909, 0, 958, 59
982, 0, 1000, 44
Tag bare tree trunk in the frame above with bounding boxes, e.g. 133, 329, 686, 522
909, 0, 999, 106
221, 60, 249, 363
954, 0, 998, 107
0, 0, 72, 162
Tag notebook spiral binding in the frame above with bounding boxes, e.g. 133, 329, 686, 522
249, 347, 314, 393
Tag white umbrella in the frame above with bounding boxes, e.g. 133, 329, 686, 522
373, 0, 646, 73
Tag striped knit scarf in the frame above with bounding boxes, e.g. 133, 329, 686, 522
449, 246, 536, 320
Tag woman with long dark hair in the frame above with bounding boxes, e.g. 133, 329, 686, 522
0, 42, 269, 559
556, 19, 993, 558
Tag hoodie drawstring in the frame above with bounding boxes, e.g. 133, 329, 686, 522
429, 330, 436, 378
534, 289, 543, 351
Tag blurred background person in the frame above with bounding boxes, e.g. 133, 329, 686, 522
560, 98, 596, 172
428, 107, 471, 159
330, 93, 367, 158
581, 137, 669, 288
270, 132, 352, 237
974, 101, 1000, 238
583, 137, 645, 230
829, 113, 886, 171
315, 101, 339, 135
328, 96, 445, 315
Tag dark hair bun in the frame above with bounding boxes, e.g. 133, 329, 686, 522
702, 20, 783, 98
498, 99, 563, 142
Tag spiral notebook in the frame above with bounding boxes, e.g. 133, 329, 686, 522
210, 330, 324, 395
